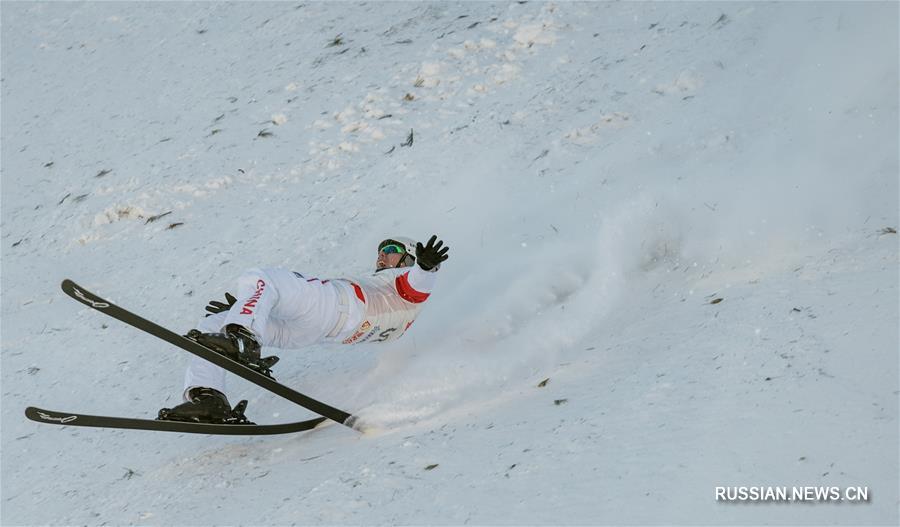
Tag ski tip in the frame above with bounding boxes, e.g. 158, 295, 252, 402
25, 406, 79, 425
61, 279, 75, 290
24, 406, 45, 421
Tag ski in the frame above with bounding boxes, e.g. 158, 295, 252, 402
25, 406, 326, 435
25, 279, 360, 434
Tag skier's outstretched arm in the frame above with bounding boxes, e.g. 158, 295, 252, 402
396, 235, 449, 302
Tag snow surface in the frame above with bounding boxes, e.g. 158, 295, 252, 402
1, 1, 898, 525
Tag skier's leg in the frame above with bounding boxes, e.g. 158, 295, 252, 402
181, 268, 313, 400
220, 267, 279, 341
167, 336, 240, 422
222, 268, 312, 344
182, 312, 228, 400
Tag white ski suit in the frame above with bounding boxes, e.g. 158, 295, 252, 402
183, 265, 438, 397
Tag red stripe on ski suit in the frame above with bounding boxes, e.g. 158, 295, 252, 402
351, 282, 366, 304
395, 272, 430, 303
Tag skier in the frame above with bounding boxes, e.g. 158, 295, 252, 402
158, 235, 450, 424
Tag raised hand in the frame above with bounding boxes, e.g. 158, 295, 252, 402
415, 235, 449, 271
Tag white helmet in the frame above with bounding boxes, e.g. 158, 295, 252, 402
377, 236, 418, 269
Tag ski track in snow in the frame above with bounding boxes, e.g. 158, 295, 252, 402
1, 2, 897, 525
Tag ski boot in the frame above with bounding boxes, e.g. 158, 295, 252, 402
185, 324, 279, 378
157, 387, 254, 424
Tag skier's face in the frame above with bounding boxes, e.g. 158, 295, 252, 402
376, 250, 406, 271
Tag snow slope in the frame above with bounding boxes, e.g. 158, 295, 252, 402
1, 1, 897, 525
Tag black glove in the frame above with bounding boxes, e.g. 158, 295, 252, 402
204, 292, 237, 316
416, 235, 449, 271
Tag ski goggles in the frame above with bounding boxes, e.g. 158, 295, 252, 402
379, 244, 406, 255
